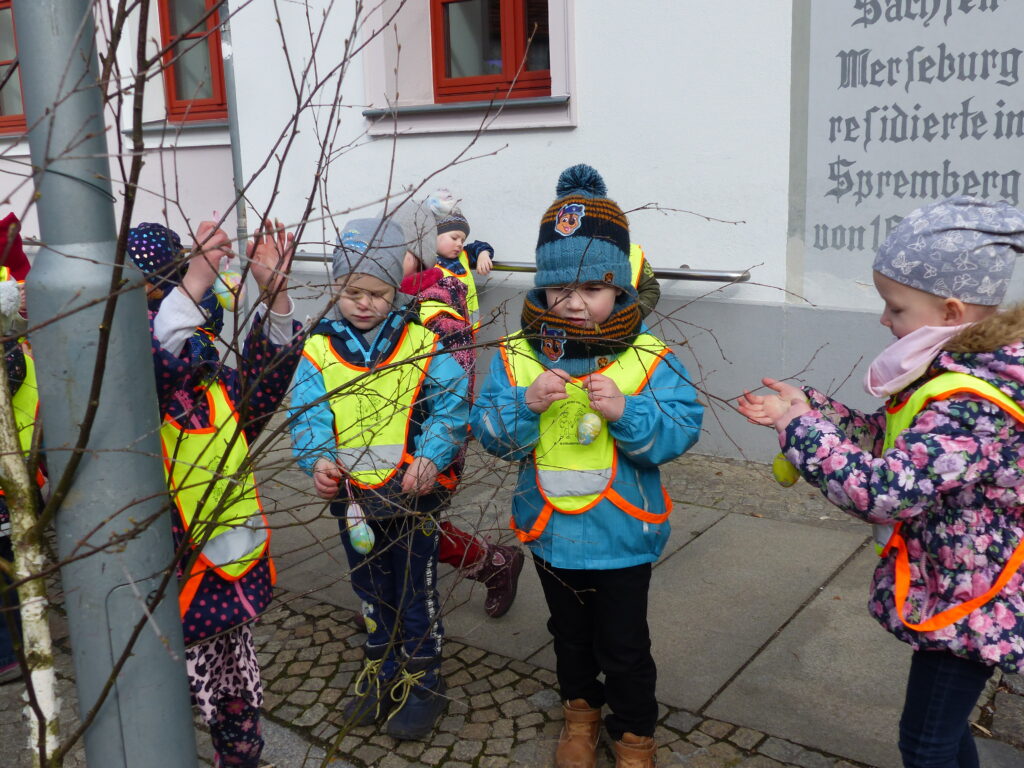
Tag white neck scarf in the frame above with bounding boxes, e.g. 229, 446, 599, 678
864, 324, 969, 398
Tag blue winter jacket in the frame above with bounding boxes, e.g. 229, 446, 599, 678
289, 311, 469, 492
471, 334, 703, 569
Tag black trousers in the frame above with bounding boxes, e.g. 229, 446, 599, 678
534, 556, 657, 738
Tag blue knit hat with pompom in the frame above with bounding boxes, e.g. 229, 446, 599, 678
534, 164, 632, 293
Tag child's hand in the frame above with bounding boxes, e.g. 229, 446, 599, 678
466, 240, 494, 275
525, 369, 572, 413
181, 220, 232, 303
402, 457, 439, 496
737, 378, 810, 432
247, 218, 295, 313
584, 373, 625, 421
313, 457, 342, 499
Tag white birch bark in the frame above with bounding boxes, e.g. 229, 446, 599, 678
0, 352, 60, 766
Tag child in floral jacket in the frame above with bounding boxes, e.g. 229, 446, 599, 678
130, 218, 302, 768
739, 196, 1024, 768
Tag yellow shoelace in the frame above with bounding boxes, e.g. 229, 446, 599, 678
352, 657, 383, 697
385, 667, 428, 720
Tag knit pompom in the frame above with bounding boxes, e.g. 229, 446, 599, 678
427, 188, 457, 217
556, 164, 607, 198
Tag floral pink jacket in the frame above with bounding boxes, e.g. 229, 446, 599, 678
782, 309, 1024, 672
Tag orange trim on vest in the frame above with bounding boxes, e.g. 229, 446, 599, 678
883, 521, 1024, 632
880, 381, 1024, 632
178, 557, 211, 618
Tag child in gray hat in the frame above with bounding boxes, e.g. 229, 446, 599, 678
288, 215, 470, 740
739, 196, 1024, 768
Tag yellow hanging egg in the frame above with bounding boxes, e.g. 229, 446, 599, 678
213, 270, 244, 311
772, 452, 800, 487
577, 412, 602, 445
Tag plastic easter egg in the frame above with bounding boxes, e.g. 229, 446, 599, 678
772, 452, 800, 487
213, 270, 244, 311
346, 503, 375, 555
577, 412, 602, 445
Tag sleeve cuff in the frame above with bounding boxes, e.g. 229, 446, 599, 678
260, 297, 297, 346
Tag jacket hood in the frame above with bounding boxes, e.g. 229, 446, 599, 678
932, 303, 1024, 403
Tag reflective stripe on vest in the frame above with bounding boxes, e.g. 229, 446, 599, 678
438, 250, 478, 331
302, 324, 438, 489
879, 371, 1024, 632
160, 381, 268, 584
629, 243, 645, 289
500, 332, 673, 542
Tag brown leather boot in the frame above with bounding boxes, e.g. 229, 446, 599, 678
613, 732, 657, 768
555, 699, 601, 768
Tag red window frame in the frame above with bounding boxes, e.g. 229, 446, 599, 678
157, 0, 228, 122
0, 0, 26, 134
429, 0, 551, 103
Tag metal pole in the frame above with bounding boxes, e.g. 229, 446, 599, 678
220, 6, 248, 250
14, 2, 198, 766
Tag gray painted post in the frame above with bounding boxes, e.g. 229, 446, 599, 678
14, 2, 198, 766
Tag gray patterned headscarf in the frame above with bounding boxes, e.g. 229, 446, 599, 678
873, 196, 1024, 305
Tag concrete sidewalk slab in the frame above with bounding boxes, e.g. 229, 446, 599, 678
706, 546, 906, 768
648, 512, 867, 712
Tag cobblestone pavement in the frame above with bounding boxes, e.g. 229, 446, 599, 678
2, 454, 1024, 767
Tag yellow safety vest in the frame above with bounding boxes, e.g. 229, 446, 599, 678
629, 244, 646, 289
0, 266, 10, 282
500, 331, 674, 542
878, 371, 1024, 632
160, 381, 269, 586
302, 323, 439, 489
0, 351, 44, 493
438, 250, 478, 332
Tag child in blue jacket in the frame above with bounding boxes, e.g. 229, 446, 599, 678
289, 215, 469, 741
472, 165, 703, 768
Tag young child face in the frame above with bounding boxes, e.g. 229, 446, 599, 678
873, 271, 950, 339
436, 231, 466, 261
336, 273, 396, 330
544, 283, 621, 329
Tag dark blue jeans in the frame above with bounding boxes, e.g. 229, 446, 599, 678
334, 506, 443, 660
899, 649, 994, 768
0, 535, 22, 669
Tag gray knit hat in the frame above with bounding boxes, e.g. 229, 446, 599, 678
391, 200, 438, 270
873, 196, 1024, 305
332, 217, 408, 305
428, 188, 470, 237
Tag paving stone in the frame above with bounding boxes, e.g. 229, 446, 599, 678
433, 732, 457, 747
299, 677, 326, 692
470, 691, 495, 708
759, 737, 833, 768
287, 690, 318, 706
464, 677, 490, 695
527, 688, 560, 710
501, 697, 532, 717
460, 647, 486, 664
687, 730, 715, 747
729, 726, 765, 750
991, 691, 1024, 747
471, 706, 500, 723
1004, 673, 1024, 696
486, 736, 515, 754
452, 739, 483, 760
699, 718, 734, 738
377, 754, 409, 768
493, 685, 517, 704
439, 714, 465, 733
353, 744, 386, 764
295, 703, 328, 727
459, 722, 492, 740
418, 746, 448, 765
396, 740, 426, 758
516, 712, 544, 729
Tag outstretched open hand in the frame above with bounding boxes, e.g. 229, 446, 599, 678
247, 218, 294, 312
737, 378, 811, 432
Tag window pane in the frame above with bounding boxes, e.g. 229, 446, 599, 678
169, 0, 209, 36
524, 0, 549, 71
173, 41, 213, 100
444, 0, 502, 78
0, 64, 21, 117
0, 9, 15, 62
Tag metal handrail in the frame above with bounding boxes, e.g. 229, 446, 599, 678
293, 253, 750, 284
